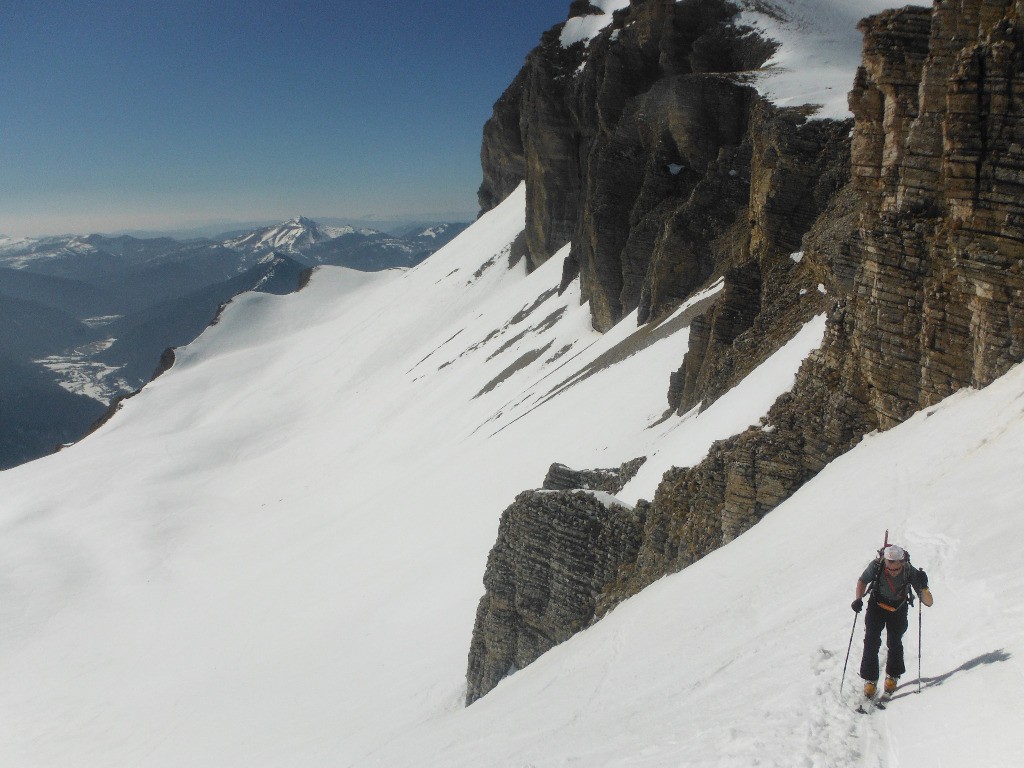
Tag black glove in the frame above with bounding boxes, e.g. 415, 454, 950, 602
917, 569, 928, 589
851, 598, 863, 613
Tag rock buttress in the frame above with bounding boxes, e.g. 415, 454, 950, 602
466, 489, 645, 705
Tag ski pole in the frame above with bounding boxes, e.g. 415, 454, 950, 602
921, 602, 929, 696
840, 609, 859, 694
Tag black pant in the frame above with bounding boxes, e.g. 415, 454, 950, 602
859, 600, 909, 681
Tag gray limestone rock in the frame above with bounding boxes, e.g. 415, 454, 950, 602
465, 488, 644, 705
541, 457, 646, 494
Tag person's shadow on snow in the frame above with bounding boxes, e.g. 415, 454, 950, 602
890, 649, 1011, 699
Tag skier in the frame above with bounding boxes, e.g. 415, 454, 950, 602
851, 544, 932, 698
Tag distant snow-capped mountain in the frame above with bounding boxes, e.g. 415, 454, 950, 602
220, 216, 469, 271
417, 225, 453, 239
222, 216, 379, 256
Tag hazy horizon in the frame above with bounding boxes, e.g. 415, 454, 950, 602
2, 211, 479, 242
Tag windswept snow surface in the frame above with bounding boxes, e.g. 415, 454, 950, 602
1, 183, 1022, 766
738, 0, 897, 119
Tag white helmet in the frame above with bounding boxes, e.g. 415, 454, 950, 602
883, 544, 905, 561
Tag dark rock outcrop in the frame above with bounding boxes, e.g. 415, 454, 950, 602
669, 97, 855, 413
541, 457, 646, 493
466, 488, 645, 705
574, 73, 755, 330
479, 0, 779, 302
466, 457, 647, 704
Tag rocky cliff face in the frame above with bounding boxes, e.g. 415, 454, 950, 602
479, 0, 778, 327
465, 488, 644, 706
466, 461, 646, 705
467, 0, 1024, 703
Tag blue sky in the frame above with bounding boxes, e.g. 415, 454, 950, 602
0, 1, 569, 237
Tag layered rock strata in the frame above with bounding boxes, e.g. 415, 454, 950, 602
465, 488, 645, 705
468, 0, 1024, 703
541, 457, 647, 493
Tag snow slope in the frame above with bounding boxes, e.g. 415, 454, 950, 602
372, 364, 1024, 767
737, 0, 897, 119
1, 182, 1022, 768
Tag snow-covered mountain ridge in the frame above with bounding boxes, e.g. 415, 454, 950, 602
0, 215, 465, 273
